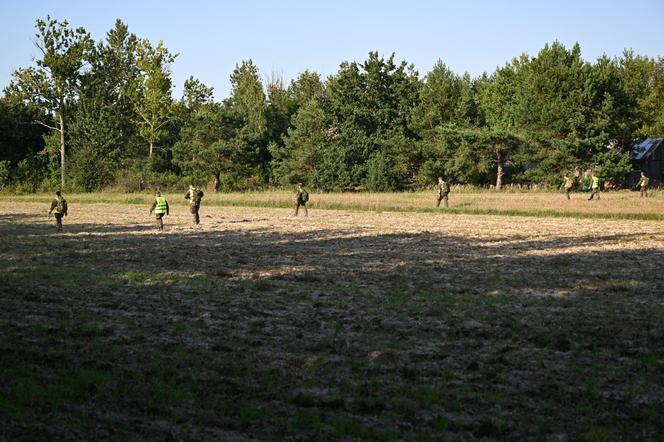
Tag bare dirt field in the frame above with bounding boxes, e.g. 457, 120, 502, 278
1, 198, 663, 440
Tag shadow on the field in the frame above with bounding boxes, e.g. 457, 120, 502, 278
2, 216, 664, 442
57, 223, 158, 234
0, 212, 42, 223
0, 220, 158, 235
2, 217, 661, 296
0, 213, 56, 235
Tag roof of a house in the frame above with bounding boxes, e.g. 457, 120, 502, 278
632, 138, 664, 160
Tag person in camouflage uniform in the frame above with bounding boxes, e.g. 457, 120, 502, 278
588, 172, 601, 201
435, 176, 450, 208
184, 184, 204, 224
636, 172, 650, 197
47, 190, 68, 232
293, 183, 309, 216
149, 191, 169, 231
561, 174, 574, 200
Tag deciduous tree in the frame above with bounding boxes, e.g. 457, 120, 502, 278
5, 16, 92, 187
131, 39, 177, 158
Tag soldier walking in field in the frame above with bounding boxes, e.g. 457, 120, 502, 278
293, 183, 309, 216
588, 172, 601, 201
184, 184, 204, 224
149, 191, 169, 231
561, 174, 574, 200
636, 171, 649, 197
435, 176, 450, 208
47, 190, 68, 232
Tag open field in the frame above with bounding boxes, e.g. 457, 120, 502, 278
1, 196, 664, 440
5, 189, 664, 220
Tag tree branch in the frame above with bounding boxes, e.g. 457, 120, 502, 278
155, 117, 173, 130
31, 120, 61, 132
34, 38, 47, 57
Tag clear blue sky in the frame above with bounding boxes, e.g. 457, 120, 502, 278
1, 0, 663, 99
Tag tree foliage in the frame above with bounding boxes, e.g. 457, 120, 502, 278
5, 16, 92, 187
131, 39, 177, 158
3, 18, 661, 192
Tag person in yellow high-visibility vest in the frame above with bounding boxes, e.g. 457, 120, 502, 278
149, 191, 169, 231
587, 172, 601, 201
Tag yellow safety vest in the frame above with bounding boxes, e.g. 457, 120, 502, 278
591, 176, 599, 189
155, 196, 168, 215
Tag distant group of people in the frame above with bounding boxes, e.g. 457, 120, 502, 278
435, 171, 652, 207
560, 171, 650, 200
47, 183, 310, 232
147, 183, 310, 230
560, 171, 602, 200
45, 172, 654, 232
145, 185, 205, 230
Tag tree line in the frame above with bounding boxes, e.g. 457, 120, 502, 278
1, 17, 663, 192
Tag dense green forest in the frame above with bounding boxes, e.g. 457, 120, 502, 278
1, 17, 663, 192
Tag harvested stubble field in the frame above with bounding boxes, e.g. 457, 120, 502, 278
1, 193, 663, 441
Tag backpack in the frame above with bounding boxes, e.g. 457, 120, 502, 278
55, 197, 66, 213
189, 188, 204, 203
300, 190, 309, 203
442, 182, 450, 193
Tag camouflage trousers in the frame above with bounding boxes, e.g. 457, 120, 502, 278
588, 188, 600, 200
155, 213, 165, 230
435, 193, 449, 208
640, 186, 648, 197
565, 188, 572, 200
294, 202, 308, 216
54, 214, 63, 232
190, 204, 200, 224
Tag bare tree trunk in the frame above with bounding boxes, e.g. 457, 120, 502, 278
149, 141, 153, 158
59, 112, 65, 188
495, 145, 503, 190
213, 172, 220, 192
